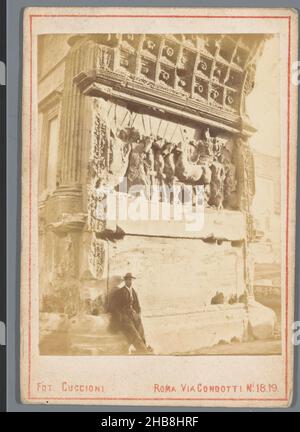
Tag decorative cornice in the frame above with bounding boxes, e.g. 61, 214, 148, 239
72, 33, 265, 135
38, 87, 63, 113
75, 70, 241, 133
75, 69, 257, 135
47, 212, 87, 233
49, 184, 83, 200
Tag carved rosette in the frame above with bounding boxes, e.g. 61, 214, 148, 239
244, 64, 257, 97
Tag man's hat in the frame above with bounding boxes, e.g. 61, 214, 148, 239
123, 272, 136, 280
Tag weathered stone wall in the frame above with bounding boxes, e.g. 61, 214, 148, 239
108, 235, 245, 313
39, 307, 248, 355
106, 234, 247, 353
143, 305, 247, 353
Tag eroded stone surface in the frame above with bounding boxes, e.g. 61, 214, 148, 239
108, 235, 245, 314
248, 300, 276, 340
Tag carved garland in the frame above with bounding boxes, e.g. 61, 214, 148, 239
87, 98, 110, 279
238, 137, 256, 298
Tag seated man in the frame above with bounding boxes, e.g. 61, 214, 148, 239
109, 273, 152, 354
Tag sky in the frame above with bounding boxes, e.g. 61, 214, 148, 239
246, 36, 280, 158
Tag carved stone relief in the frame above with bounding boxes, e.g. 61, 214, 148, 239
236, 137, 256, 298
88, 233, 106, 280
41, 233, 81, 316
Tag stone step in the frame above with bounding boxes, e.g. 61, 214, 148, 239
69, 332, 128, 355
70, 333, 126, 345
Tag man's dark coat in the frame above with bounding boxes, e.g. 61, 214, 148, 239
109, 286, 147, 352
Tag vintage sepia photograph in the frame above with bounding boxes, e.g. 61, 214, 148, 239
38, 32, 281, 356
21, 8, 297, 407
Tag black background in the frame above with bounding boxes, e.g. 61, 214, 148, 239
0, 0, 6, 413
